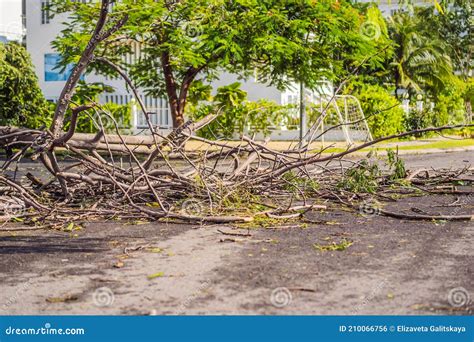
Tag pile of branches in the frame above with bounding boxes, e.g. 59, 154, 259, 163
1, 119, 473, 228
0, 0, 473, 228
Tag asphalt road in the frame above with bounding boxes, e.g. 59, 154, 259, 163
0, 151, 472, 315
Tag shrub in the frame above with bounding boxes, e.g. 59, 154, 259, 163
189, 83, 293, 139
0, 42, 52, 128
64, 81, 132, 134
404, 78, 467, 134
65, 102, 132, 134
433, 93, 465, 126
353, 84, 404, 138
404, 105, 434, 135
432, 78, 467, 126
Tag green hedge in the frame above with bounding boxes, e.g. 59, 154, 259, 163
354, 84, 405, 138
0, 42, 52, 128
65, 102, 132, 134
188, 83, 293, 139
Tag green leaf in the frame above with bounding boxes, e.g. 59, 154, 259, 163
147, 272, 165, 280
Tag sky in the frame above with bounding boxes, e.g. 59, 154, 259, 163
0, 0, 22, 40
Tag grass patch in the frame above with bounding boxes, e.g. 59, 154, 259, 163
390, 139, 474, 151
318, 138, 474, 154
313, 238, 353, 252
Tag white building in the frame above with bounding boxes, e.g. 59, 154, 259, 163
0, 0, 23, 42
24, 0, 425, 132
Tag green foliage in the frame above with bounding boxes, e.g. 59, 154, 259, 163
282, 171, 319, 195
404, 77, 467, 133
72, 81, 114, 105
338, 150, 406, 192
432, 77, 467, 126
463, 78, 474, 106
52, 0, 386, 127
364, 5, 390, 40
388, 1, 472, 125
214, 82, 248, 108
187, 80, 213, 106
403, 106, 435, 134
417, 0, 472, 80
313, 239, 353, 252
0, 42, 52, 128
62, 80, 131, 134
351, 84, 405, 138
305, 99, 343, 127
49, 0, 467, 134
433, 94, 465, 127
386, 149, 407, 181
76, 103, 131, 134
338, 160, 381, 194
344, 4, 394, 85
215, 185, 263, 215
189, 83, 293, 139
387, 11, 454, 97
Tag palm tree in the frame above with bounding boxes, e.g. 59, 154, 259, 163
388, 12, 454, 98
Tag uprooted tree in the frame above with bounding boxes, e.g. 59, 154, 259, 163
0, 0, 473, 227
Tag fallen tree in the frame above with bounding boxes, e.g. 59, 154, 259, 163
0, 0, 473, 228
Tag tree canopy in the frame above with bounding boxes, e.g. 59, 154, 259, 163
418, 0, 472, 80
387, 11, 454, 97
52, 0, 387, 127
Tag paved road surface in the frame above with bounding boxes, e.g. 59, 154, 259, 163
0, 151, 472, 315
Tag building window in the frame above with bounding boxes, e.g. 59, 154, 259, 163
41, 0, 51, 24
44, 53, 81, 82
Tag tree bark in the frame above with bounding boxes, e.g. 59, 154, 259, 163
50, 0, 111, 139
49, 1, 127, 140
465, 100, 472, 124
161, 52, 184, 128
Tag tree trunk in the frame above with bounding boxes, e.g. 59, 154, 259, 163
161, 54, 204, 128
161, 52, 185, 128
466, 100, 472, 124
394, 69, 401, 100
174, 107, 186, 128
